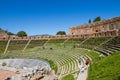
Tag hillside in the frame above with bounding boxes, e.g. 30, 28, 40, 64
88, 52, 120, 80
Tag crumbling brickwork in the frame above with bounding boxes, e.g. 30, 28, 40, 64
0, 16, 120, 40
69, 16, 120, 38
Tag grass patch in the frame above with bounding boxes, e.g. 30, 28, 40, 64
87, 52, 120, 80
62, 74, 75, 80
2, 62, 7, 66
38, 58, 58, 74
0, 37, 120, 80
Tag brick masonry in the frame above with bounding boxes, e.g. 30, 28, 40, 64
0, 16, 120, 40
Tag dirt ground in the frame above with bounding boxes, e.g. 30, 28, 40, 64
0, 69, 16, 80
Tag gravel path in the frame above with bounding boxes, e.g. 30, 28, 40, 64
77, 68, 88, 80
77, 56, 89, 80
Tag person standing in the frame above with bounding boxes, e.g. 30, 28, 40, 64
85, 59, 90, 66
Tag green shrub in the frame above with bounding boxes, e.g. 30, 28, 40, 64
38, 58, 58, 74
2, 62, 7, 66
16, 70, 20, 74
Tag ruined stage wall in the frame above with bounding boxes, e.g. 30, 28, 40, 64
0, 16, 120, 40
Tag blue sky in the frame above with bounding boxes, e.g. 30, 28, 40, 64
0, 0, 120, 35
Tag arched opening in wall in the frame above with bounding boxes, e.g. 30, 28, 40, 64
119, 29, 120, 35
111, 31, 114, 36
112, 31, 116, 36
110, 24, 114, 30
41, 36, 43, 38
72, 35, 75, 38
80, 35, 82, 38
13, 37, 15, 39
96, 30, 98, 32
81, 35, 84, 38
104, 32, 107, 36
3, 37, 6, 40
76, 35, 78, 38
83, 35, 85, 38
110, 32, 112, 36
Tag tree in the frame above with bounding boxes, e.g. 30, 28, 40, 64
17, 31, 27, 37
56, 31, 66, 35
88, 19, 91, 23
0, 28, 15, 35
7, 32, 14, 35
93, 16, 101, 22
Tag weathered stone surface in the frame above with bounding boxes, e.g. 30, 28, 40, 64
0, 59, 52, 80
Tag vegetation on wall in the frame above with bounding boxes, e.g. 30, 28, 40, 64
93, 16, 101, 22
